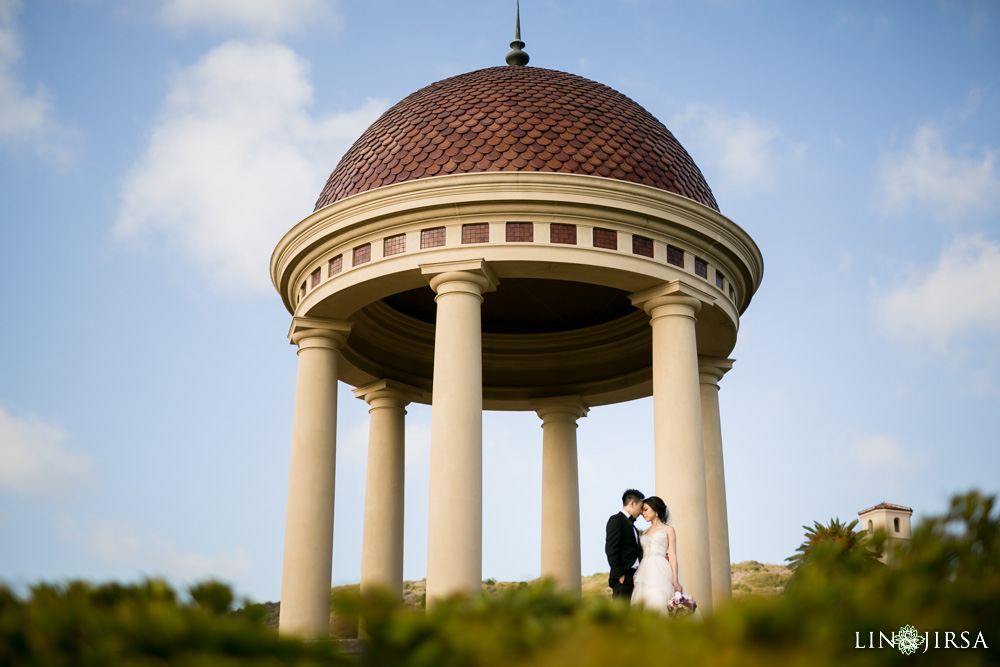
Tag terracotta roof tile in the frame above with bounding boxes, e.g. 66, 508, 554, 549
315, 66, 718, 211
858, 502, 914, 515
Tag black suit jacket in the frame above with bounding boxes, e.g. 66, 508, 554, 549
605, 511, 641, 587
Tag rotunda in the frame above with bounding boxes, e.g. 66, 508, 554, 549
271, 18, 763, 636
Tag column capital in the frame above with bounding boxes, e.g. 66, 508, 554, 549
535, 396, 589, 424
421, 259, 499, 296
698, 356, 735, 387
287, 316, 353, 349
628, 280, 715, 317
353, 379, 421, 409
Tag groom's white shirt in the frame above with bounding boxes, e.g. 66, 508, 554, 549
620, 509, 640, 569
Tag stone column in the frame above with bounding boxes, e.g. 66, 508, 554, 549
354, 380, 413, 602
279, 317, 352, 637
535, 397, 588, 596
630, 281, 714, 616
700, 356, 734, 610
422, 260, 498, 605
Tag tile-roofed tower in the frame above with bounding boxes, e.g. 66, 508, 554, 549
859, 501, 913, 565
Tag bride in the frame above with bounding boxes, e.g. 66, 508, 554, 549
630, 495, 682, 612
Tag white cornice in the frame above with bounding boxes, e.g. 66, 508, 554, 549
270, 171, 764, 314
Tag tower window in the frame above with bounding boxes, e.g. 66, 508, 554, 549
299, 281, 306, 300
311, 268, 321, 288
716, 270, 725, 289
462, 223, 489, 244
593, 228, 617, 250
328, 255, 343, 277
894, 517, 900, 533
695, 257, 708, 279
868, 520, 873, 533
506, 222, 533, 242
550, 223, 577, 245
632, 235, 654, 258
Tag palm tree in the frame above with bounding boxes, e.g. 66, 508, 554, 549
785, 518, 882, 571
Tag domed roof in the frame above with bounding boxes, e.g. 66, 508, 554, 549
315, 66, 718, 211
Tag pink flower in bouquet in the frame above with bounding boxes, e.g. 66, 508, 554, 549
667, 592, 697, 617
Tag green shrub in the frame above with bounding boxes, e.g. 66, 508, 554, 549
0, 579, 350, 666
734, 560, 764, 572
189, 579, 235, 615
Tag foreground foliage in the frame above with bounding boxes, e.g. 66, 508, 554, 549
0, 579, 349, 666
2, 490, 996, 665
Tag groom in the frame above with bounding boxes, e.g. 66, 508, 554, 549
605, 488, 644, 600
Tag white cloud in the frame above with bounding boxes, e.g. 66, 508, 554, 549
879, 123, 1000, 222
850, 435, 927, 472
670, 103, 803, 190
0, 0, 17, 61
877, 235, 1000, 345
0, 0, 77, 162
160, 0, 338, 36
74, 519, 251, 582
0, 405, 95, 496
115, 41, 386, 293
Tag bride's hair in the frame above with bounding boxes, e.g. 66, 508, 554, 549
643, 496, 669, 523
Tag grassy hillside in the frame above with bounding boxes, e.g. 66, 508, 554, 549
729, 560, 792, 596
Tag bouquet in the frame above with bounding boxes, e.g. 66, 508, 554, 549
667, 591, 697, 617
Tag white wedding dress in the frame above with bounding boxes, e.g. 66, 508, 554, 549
630, 529, 674, 612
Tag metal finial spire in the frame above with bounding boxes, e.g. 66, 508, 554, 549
514, 0, 523, 42
505, 0, 529, 66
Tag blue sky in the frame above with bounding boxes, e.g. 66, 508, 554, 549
1, 0, 998, 605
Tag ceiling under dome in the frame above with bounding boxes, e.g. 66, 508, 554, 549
382, 278, 636, 335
